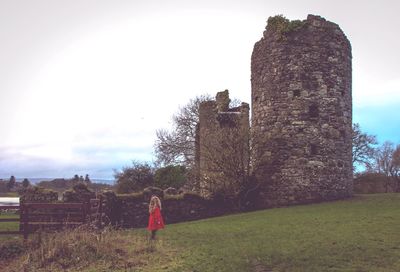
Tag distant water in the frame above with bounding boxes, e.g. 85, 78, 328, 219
91, 179, 114, 184
0, 197, 19, 206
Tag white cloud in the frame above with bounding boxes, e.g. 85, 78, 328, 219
353, 76, 400, 108
0, 8, 257, 178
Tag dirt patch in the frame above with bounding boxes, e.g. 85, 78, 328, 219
251, 259, 273, 272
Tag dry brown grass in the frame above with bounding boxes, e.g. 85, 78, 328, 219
3, 225, 174, 272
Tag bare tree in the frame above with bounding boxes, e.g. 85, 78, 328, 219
352, 123, 378, 170
373, 142, 394, 174
371, 141, 399, 192
200, 126, 250, 198
154, 94, 212, 167
390, 144, 400, 192
114, 161, 154, 193
154, 94, 242, 168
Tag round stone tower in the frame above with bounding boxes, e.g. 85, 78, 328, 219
251, 15, 353, 207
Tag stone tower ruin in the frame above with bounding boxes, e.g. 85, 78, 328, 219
197, 90, 250, 197
251, 15, 353, 206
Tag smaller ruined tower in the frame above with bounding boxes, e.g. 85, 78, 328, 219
197, 90, 250, 197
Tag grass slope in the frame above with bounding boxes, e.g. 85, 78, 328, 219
153, 194, 400, 272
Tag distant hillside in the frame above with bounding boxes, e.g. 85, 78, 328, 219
13, 178, 114, 185
35, 178, 113, 193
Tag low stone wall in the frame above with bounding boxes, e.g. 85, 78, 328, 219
354, 180, 399, 194
20, 184, 97, 204
353, 173, 399, 194
101, 190, 232, 228
19, 187, 58, 203
19, 185, 238, 228
62, 183, 96, 203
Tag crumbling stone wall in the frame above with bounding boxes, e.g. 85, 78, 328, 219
197, 90, 250, 197
62, 183, 96, 203
19, 187, 58, 203
101, 190, 229, 228
353, 173, 399, 194
251, 15, 353, 206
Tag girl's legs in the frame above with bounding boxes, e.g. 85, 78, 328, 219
151, 230, 157, 240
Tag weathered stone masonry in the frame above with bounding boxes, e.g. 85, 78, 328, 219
251, 15, 353, 207
197, 90, 250, 197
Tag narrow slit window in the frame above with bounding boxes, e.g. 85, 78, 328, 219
310, 144, 318, 155
293, 90, 301, 97
309, 104, 319, 118
340, 130, 346, 140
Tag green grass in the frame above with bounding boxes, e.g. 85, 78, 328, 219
0, 192, 19, 197
0, 211, 19, 233
151, 194, 400, 272
1, 194, 399, 272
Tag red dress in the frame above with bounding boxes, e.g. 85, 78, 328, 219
147, 206, 165, 231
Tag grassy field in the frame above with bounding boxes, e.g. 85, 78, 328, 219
1, 194, 399, 272
0, 211, 19, 233
150, 194, 400, 272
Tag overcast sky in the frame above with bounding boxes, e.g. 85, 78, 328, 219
0, 0, 399, 180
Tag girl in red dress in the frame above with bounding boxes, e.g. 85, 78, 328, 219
147, 195, 165, 239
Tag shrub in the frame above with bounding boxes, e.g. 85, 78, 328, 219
266, 15, 306, 41
154, 165, 187, 189
114, 161, 154, 193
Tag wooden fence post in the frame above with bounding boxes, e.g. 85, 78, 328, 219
98, 195, 103, 228
83, 201, 88, 224
21, 204, 29, 240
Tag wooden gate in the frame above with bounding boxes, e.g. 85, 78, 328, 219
0, 196, 104, 239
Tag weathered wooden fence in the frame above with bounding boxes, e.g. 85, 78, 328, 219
0, 196, 104, 239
